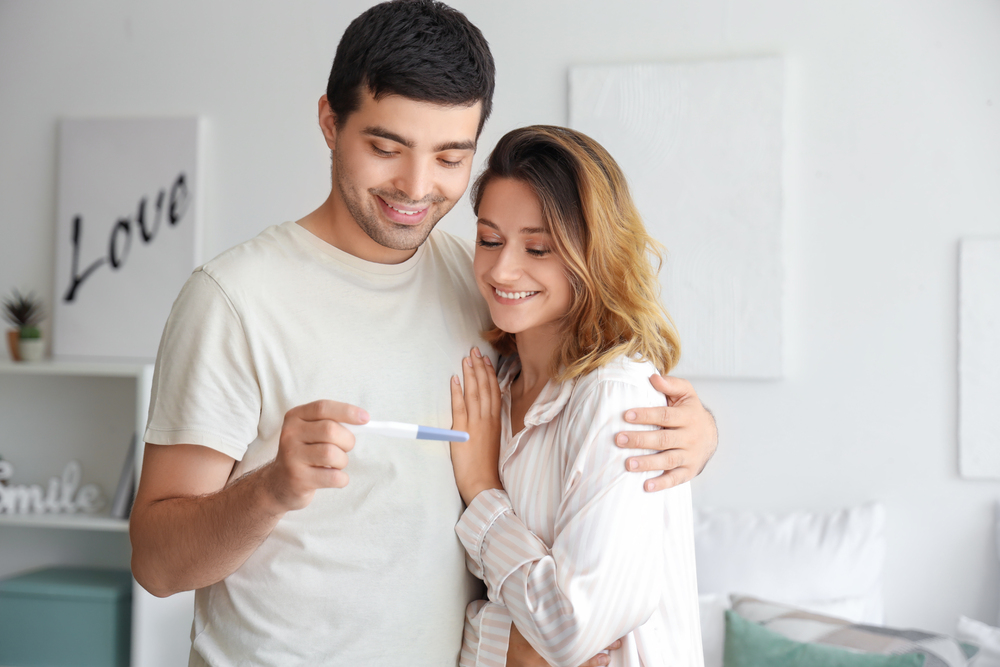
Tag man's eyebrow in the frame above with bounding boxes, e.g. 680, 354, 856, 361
477, 218, 549, 235
362, 126, 414, 148
434, 139, 476, 152
362, 126, 475, 153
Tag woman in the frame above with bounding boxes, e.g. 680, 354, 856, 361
449, 126, 703, 667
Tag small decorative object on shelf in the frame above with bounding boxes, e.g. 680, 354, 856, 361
2, 289, 45, 362
0, 459, 105, 515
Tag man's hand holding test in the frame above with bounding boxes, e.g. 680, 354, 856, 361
130, 399, 370, 597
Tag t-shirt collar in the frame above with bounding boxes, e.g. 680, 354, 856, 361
285, 220, 427, 275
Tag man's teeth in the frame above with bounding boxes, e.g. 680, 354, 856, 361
388, 203, 422, 215
496, 289, 538, 300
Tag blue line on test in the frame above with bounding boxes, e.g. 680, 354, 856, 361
417, 426, 470, 442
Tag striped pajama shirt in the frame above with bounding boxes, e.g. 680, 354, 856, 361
456, 355, 704, 667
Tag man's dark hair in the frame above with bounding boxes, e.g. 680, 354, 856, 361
327, 0, 495, 136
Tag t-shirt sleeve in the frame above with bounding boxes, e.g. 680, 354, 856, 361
143, 268, 261, 460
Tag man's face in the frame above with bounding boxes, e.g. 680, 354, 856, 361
324, 90, 481, 259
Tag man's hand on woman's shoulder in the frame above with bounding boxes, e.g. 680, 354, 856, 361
615, 374, 718, 492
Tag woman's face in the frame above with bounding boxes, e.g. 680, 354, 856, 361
474, 178, 574, 339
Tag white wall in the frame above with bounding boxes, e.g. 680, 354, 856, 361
1, 0, 998, 635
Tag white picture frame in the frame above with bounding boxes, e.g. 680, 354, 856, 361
570, 58, 784, 378
53, 117, 201, 361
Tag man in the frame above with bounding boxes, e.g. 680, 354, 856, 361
130, 2, 717, 666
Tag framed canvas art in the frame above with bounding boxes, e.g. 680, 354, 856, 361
570, 57, 784, 378
53, 117, 201, 360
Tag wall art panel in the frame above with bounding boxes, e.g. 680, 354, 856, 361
54, 117, 201, 360
570, 58, 784, 378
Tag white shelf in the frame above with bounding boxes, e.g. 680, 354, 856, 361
0, 512, 129, 532
0, 356, 177, 666
0, 358, 153, 378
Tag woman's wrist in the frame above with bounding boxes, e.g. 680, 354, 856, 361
460, 477, 503, 507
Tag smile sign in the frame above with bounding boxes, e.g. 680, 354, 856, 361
54, 117, 201, 360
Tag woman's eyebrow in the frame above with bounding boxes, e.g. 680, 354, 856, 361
477, 218, 549, 235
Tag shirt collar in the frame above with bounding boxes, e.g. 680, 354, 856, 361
497, 355, 577, 427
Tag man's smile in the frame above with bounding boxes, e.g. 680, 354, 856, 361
375, 195, 430, 225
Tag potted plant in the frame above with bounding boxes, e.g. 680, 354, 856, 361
3, 289, 45, 362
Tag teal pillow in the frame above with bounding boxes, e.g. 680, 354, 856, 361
724, 610, 926, 667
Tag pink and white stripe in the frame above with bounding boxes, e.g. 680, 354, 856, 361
456, 355, 704, 667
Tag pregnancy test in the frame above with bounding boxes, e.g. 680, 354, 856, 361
344, 420, 469, 442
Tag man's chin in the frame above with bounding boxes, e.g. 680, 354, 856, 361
363, 219, 436, 251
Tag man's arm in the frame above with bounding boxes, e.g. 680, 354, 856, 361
615, 374, 718, 492
506, 624, 622, 667
130, 400, 367, 597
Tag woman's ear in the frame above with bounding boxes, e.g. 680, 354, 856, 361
318, 95, 338, 150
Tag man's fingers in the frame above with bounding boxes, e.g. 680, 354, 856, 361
623, 448, 686, 473
577, 652, 611, 667
313, 467, 350, 489
291, 399, 370, 425
300, 442, 350, 470
622, 402, 691, 430
648, 373, 695, 405
297, 419, 354, 452
644, 467, 695, 492
615, 425, 679, 451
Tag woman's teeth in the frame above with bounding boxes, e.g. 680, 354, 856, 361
496, 288, 538, 300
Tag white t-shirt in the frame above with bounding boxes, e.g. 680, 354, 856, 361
144, 221, 492, 666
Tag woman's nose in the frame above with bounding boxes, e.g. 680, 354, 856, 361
490, 247, 523, 282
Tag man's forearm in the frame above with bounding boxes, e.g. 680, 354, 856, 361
130, 464, 285, 597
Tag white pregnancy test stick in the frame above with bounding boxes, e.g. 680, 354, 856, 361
344, 420, 470, 442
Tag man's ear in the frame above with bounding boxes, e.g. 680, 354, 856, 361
318, 95, 338, 150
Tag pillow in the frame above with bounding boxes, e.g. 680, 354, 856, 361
695, 503, 886, 624
724, 610, 925, 667
732, 596, 978, 667
956, 616, 1000, 667
701, 593, 730, 667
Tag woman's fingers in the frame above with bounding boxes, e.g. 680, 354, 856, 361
470, 347, 493, 419
483, 353, 501, 418
450, 373, 468, 432
462, 355, 480, 410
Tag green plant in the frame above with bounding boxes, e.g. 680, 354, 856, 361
3, 289, 44, 338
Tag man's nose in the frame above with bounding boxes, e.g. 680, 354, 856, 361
393, 157, 433, 203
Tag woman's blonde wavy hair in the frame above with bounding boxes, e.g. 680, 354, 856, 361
472, 125, 681, 381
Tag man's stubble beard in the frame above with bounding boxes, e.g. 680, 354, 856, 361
334, 147, 453, 252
